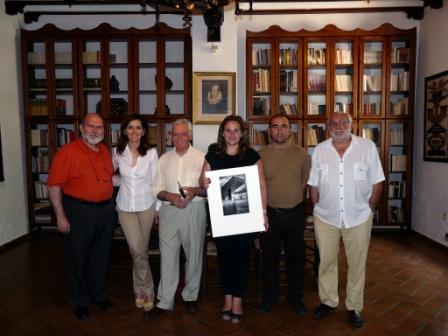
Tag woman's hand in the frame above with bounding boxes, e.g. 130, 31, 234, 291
201, 177, 211, 189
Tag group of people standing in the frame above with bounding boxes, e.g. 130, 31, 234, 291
47, 110, 384, 329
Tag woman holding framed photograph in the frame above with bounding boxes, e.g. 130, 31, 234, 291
200, 115, 268, 323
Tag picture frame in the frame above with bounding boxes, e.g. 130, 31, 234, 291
205, 165, 264, 238
424, 70, 448, 162
0, 125, 4, 181
193, 72, 235, 124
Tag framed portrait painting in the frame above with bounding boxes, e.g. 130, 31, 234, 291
193, 72, 235, 124
205, 165, 264, 237
424, 70, 448, 162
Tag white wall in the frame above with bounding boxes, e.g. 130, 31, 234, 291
0, 12, 28, 247
413, 6, 448, 247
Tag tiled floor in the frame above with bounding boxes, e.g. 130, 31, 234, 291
1, 232, 447, 335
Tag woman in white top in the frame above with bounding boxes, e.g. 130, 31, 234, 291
112, 114, 158, 312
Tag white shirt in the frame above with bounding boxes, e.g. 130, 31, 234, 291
153, 145, 205, 203
112, 146, 158, 212
308, 135, 385, 228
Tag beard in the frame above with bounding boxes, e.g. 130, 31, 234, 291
83, 133, 104, 145
330, 128, 351, 142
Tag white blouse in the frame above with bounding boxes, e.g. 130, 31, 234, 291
112, 145, 158, 212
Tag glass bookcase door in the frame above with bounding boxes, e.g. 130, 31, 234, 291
27, 40, 49, 117
359, 120, 384, 159
361, 39, 384, 117
386, 120, 411, 228
305, 121, 327, 155
306, 40, 328, 117
164, 39, 185, 116
249, 122, 270, 149
80, 39, 102, 115
108, 40, 129, 118
251, 41, 272, 117
56, 122, 76, 149
389, 38, 412, 117
138, 39, 157, 115
278, 41, 300, 116
333, 39, 355, 116
54, 40, 75, 117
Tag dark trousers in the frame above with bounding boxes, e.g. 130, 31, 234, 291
214, 233, 255, 298
62, 196, 115, 306
262, 203, 306, 305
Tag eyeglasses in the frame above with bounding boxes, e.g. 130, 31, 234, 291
329, 120, 350, 128
172, 132, 190, 138
89, 152, 112, 183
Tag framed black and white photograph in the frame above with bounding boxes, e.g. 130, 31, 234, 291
205, 165, 264, 237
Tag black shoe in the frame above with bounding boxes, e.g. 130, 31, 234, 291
314, 304, 336, 319
290, 301, 307, 315
144, 307, 166, 319
258, 302, 272, 313
95, 299, 113, 312
74, 305, 90, 320
347, 310, 364, 328
184, 301, 198, 314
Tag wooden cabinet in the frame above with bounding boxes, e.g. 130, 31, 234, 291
22, 23, 192, 231
246, 24, 415, 228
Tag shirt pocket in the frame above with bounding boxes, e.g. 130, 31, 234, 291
354, 162, 368, 182
318, 163, 329, 184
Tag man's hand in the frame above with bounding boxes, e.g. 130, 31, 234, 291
57, 215, 70, 234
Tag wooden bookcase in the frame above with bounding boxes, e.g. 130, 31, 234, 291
246, 24, 415, 229
21, 23, 192, 231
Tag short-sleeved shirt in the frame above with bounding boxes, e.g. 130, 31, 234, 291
205, 148, 260, 171
259, 144, 310, 209
47, 139, 113, 202
112, 146, 158, 212
308, 135, 385, 228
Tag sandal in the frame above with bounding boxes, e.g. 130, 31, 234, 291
222, 310, 233, 321
231, 312, 243, 324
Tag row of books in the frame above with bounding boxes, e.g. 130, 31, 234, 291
279, 103, 298, 115
252, 48, 271, 66
390, 47, 410, 64
390, 97, 408, 116
34, 182, 48, 200
28, 51, 73, 65
388, 181, 406, 198
335, 48, 353, 65
307, 125, 326, 146
390, 154, 407, 172
390, 128, 405, 145
362, 127, 380, 145
335, 74, 352, 92
57, 127, 75, 146
280, 70, 298, 92
29, 99, 49, 116
253, 97, 270, 116
31, 129, 49, 146
253, 69, 271, 93
363, 74, 382, 92
279, 48, 298, 66
390, 72, 409, 91
334, 102, 353, 114
388, 206, 405, 223
308, 73, 326, 92
32, 148, 50, 172
251, 129, 269, 146
308, 102, 326, 116
362, 102, 380, 116
364, 50, 382, 64
308, 48, 326, 65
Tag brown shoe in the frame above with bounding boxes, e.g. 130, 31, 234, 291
184, 301, 198, 314
144, 307, 166, 319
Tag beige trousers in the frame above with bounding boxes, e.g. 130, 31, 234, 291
156, 201, 206, 310
118, 204, 156, 299
314, 213, 373, 311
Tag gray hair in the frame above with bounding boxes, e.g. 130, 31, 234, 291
172, 118, 193, 135
327, 112, 352, 126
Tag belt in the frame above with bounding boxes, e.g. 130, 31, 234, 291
268, 202, 303, 214
63, 194, 111, 206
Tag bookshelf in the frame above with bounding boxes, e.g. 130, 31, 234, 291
21, 23, 192, 231
246, 24, 415, 228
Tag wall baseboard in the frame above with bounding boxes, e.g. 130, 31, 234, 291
0, 234, 29, 253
